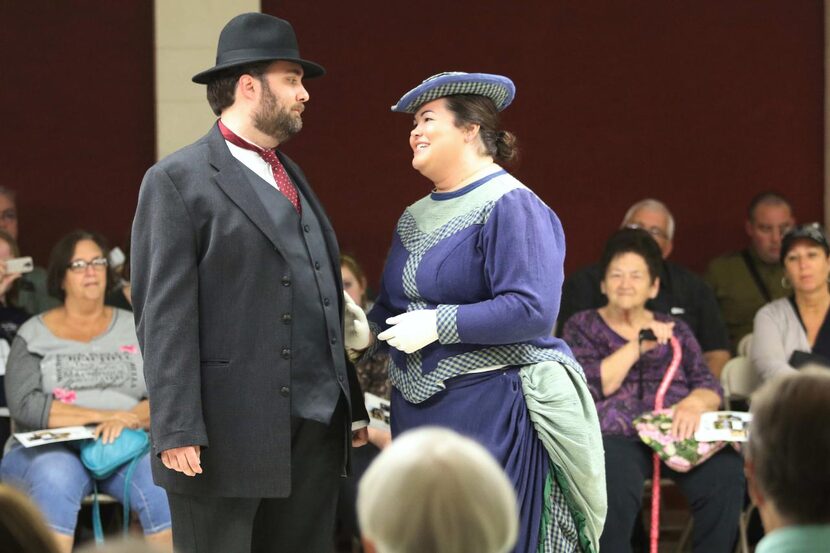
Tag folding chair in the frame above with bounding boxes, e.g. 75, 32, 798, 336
736, 334, 753, 358
720, 356, 761, 411
720, 356, 761, 553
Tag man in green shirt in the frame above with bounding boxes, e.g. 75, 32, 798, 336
704, 192, 794, 353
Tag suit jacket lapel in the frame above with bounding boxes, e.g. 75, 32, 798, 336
207, 124, 290, 254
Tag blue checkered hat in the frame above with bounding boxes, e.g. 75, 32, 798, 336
390, 72, 515, 113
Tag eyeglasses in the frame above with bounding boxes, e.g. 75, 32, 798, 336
67, 257, 108, 272
624, 223, 669, 241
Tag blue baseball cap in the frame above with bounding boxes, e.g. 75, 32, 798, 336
390, 72, 516, 114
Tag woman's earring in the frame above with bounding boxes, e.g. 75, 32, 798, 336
781, 276, 791, 289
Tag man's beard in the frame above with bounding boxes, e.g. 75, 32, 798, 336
253, 81, 303, 143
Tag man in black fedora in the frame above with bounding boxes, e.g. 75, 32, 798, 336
131, 12, 369, 553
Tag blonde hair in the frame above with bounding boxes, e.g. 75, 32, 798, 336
0, 484, 60, 553
358, 427, 518, 553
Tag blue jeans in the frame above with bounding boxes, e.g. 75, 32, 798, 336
0, 442, 171, 536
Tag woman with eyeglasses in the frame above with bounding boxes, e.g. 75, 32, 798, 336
751, 224, 830, 380
562, 228, 743, 553
0, 231, 172, 553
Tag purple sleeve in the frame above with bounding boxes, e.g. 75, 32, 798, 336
675, 319, 723, 399
436, 190, 565, 345
562, 312, 606, 401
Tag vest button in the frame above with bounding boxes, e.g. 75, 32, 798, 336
314, 261, 321, 270
303, 224, 311, 233
281, 313, 292, 324
281, 276, 291, 287
330, 337, 337, 345
323, 298, 330, 306
279, 386, 290, 397
281, 348, 291, 359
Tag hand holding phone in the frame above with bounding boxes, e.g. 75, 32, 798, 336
5, 256, 34, 274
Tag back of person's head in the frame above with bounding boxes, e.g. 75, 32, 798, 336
599, 227, 663, 283
357, 427, 518, 553
747, 368, 830, 525
0, 484, 59, 553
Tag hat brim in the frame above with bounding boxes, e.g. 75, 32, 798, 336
192, 57, 325, 84
391, 72, 515, 113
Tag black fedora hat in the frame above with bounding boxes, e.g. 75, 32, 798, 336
192, 13, 325, 84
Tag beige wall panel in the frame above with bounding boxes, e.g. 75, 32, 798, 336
155, 0, 258, 159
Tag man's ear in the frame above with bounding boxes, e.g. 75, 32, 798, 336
237, 74, 259, 102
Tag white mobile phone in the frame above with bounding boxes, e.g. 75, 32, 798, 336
108, 247, 126, 268
5, 256, 34, 274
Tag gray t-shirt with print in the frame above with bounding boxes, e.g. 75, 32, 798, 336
5, 308, 146, 434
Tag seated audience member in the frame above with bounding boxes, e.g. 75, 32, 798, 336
745, 368, 830, 552
705, 192, 794, 351
751, 224, 830, 380
337, 254, 391, 544
0, 230, 33, 450
563, 228, 743, 553
357, 427, 518, 553
0, 231, 172, 553
0, 483, 60, 553
0, 186, 59, 315
558, 198, 730, 378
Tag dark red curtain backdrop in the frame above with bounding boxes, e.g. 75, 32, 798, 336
264, 1, 824, 288
1, 2, 822, 287
1, 2, 155, 265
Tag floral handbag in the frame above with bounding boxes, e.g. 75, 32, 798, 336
633, 409, 728, 472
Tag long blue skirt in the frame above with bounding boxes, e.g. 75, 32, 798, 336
391, 367, 547, 553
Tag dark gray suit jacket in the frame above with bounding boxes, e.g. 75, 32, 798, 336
131, 124, 367, 497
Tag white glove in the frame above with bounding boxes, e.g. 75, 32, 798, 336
343, 292, 371, 350
377, 310, 438, 354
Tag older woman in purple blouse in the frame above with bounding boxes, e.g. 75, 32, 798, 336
563, 228, 743, 553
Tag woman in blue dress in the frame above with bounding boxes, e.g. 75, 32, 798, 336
353, 73, 606, 553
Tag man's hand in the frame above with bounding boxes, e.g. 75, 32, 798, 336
352, 427, 369, 447
0, 260, 21, 298
161, 445, 203, 477
378, 310, 438, 353
343, 292, 371, 350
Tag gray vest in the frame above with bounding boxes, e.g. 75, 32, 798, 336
243, 165, 345, 424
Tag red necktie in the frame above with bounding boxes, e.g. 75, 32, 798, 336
218, 120, 301, 214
